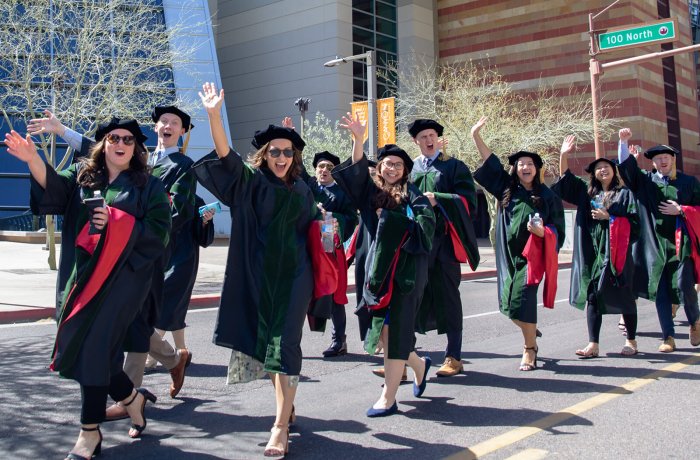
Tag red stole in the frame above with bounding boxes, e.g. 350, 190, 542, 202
307, 220, 339, 299
678, 205, 700, 284
609, 216, 631, 274
522, 226, 558, 309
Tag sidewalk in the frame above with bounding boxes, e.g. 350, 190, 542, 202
0, 238, 572, 324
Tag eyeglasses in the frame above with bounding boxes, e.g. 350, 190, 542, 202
105, 133, 135, 146
316, 163, 334, 170
382, 160, 404, 170
268, 147, 294, 158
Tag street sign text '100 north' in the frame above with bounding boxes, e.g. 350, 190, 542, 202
597, 18, 678, 53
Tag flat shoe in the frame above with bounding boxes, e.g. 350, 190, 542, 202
413, 356, 432, 397
366, 401, 398, 417
621, 345, 638, 356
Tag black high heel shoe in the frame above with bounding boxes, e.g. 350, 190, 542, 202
65, 425, 102, 459
123, 389, 148, 438
519, 346, 538, 371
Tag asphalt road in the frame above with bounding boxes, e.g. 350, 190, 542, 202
1, 269, 699, 459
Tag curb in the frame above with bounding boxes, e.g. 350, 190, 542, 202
0, 263, 573, 324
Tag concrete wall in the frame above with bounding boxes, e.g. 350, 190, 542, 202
213, 0, 355, 154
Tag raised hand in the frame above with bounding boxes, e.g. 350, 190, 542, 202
560, 135, 576, 155
619, 128, 632, 142
282, 117, 295, 130
339, 111, 366, 141
4, 130, 39, 163
629, 144, 640, 159
437, 137, 449, 151
27, 110, 65, 136
471, 116, 487, 137
199, 82, 225, 114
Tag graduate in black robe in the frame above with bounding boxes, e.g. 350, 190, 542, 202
191, 83, 330, 456
471, 117, 565, 371
332, 113, 435, 417
616, 128, 700, 352
5, 119, 171, 458
301, 150, 359, 356
409, 118, 480, 377
553, 135, 639, 357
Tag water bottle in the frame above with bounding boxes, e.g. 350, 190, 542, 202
590, 193, 604, 209
530, 212, 543, 228
321, 212, 334, 252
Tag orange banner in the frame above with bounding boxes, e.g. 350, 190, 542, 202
350, 101, 369, 144
377, 97, 395, 147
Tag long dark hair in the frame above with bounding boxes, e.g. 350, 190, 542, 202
77, 138, 150, 189
587, 166, 622, 208
249, 141, 303, 186
371, 160, 408, 210
500, 167, 543, 210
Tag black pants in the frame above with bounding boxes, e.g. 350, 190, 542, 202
80, 371, 134, 424
586, 302, 637, 343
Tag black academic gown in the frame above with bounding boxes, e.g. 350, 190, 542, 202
412, 152, 480, 334
31, 163, 171, 386
153, 152, 198, 331
551, 171, 638, 314
617, 156, 700, 305
192, 149, 319, 377
474, 155, 565, 323
333, 155, 435, 359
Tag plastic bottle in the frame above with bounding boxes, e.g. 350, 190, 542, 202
321, 212, 334, 252
530, 212, 542, 227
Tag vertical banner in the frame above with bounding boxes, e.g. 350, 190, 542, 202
350, 101, 369, 143
377, 97, 395, 147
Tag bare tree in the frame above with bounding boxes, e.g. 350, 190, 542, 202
0, 0, 202, 269
387, 55, 618, 245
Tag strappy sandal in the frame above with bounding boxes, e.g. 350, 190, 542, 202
575, 344, 599, 359
264, 423, 289, 457
519, 346, 538, 371
123, 389, 148, 438
64, 425, 102, 460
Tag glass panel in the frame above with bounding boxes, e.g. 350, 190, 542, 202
352, 0, 374, 13
376, 17, 396, 37
375, 1, 396, 21
353, 77, 367, 99
353, 26, 374, 47
352, 9, 373, 30
376, 33, 397, 54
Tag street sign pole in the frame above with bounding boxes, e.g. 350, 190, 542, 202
587, 2, 696, 159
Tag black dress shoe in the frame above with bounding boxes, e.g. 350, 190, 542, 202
322, 341, 348, 357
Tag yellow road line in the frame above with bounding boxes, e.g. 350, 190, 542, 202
446, 353, 700, 460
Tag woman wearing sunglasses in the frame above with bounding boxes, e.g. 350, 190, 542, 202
332, 113, 435, 417
4, 118, 171, 459
192, 83, 329, 457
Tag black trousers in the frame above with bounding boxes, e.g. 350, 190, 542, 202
80, 371, 133, 424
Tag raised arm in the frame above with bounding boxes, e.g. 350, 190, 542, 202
199, 82, 228, 158
27, 110, 85, 152
559, 134, 575, 176
470, 116, 491, 162
339, 111, 366, 163
4, 131, 47, 188
618, 128, 632, 163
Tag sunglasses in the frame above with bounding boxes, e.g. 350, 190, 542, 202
105, 133, 136, 146
268, 147, 294, 158
316, 163, 334, 170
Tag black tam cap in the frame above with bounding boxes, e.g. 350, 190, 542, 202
95, 118, 148, 145
377, 144, 414, 173
508, 151, 543, 169
312, 151, 340, 167
644, 145, 678, 159
584, 157, 617, 174
151, 106, 194, 132
252, 125, 305, 152
408, 119, 444, 138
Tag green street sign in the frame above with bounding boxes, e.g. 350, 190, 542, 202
597, 19, 678, 53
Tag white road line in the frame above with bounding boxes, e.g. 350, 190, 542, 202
463, 298, 568, 320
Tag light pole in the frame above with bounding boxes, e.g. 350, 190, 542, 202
324, 50, 377, 159
294, 97, 311, 138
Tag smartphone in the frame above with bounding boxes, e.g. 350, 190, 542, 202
198, 201, 222, 217
83, 196, 105, 234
